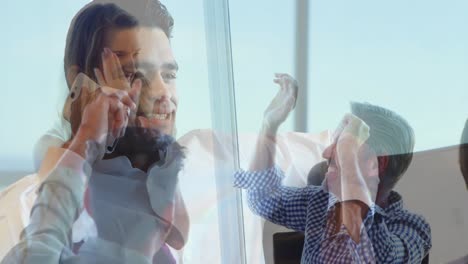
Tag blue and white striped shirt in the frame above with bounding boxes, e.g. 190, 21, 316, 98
234, 166, 431, 263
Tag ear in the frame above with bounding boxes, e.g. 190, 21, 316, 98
66, 65, 80, 88
377, 155, 389, 176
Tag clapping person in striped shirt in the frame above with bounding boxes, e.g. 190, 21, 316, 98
234, 73, 431, 263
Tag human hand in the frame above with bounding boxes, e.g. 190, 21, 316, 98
68, 80, 141, 163
94, 47, 132, 91
263, 73, 298, 134
335, 113, 370, 159
332, 114, 379, 206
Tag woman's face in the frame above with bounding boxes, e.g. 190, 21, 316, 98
102, 27, 141, 83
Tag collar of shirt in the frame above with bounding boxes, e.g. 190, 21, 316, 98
381, 191, 404, 215
93, 156, 145, 176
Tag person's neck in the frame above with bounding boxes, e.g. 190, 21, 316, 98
375, 187, 391, 208
103, 152, 157, 173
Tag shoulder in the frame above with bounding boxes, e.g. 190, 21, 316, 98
384, 191, 430, 227
383, 191, 432, 248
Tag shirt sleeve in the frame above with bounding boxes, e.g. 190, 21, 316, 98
331, 204, 431, 263
234, 166, 327, 232
1, 148, 92, 264
370, 211, 432, 264
319, 223, 377, 263
319, 207, 377, 263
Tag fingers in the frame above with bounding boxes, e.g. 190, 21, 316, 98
106, 80, 142, 138
129, 79, 142, 107
102, 48, 114, 84
274, 73, 289, 79
273, 73, 286, 87
94, 68, 106, 86
273, 73, 298, 109
343, 113, 370, 138
333, 114, 351, 140
273, 73, 293, 95
334, 113, 370, 148
274, 73, 293, 86
99, 86, 137, 111
107, 96, 128, 139
112, 52, 126, 81
118, 91, 137, 111
335, 114, 358, 136
92, 85, 137, 140
102, 47, 126, 86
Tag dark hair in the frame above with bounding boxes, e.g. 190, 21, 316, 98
64, 0, 174, 87
350, 102, 415, 189
459, 119, 468, 189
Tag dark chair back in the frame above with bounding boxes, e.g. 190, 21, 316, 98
273, 231, 430, 264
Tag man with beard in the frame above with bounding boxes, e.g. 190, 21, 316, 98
1, 1, 189, 263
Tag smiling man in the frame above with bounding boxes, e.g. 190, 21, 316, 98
234, 74, 431, 263
1, 1, 188, 264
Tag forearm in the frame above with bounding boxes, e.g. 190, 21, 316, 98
2, 148, 91, 263
337, 201, 369, 243
165, 188, 189, 250
62, 128, 101, 164
249, 125, 278, 171
338, 153, 375, 207
34, 146, 93, 231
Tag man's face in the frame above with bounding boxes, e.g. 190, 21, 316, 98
321, 136, 380, 205
321, 128, 378, 189
104, 27, 178, 136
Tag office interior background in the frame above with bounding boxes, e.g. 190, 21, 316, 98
1, 0, 468, 263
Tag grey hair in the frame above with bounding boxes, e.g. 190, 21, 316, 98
350, 102, 415, 189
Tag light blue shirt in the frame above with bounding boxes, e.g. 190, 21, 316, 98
1, 148, 178, 264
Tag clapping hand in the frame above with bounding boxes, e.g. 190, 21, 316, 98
263, 73, 298, 134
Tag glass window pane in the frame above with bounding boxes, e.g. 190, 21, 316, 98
307, 0, 468, 151
230, 1, 297, 263
0, 0, 90, 185
1, 1, 245, 263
